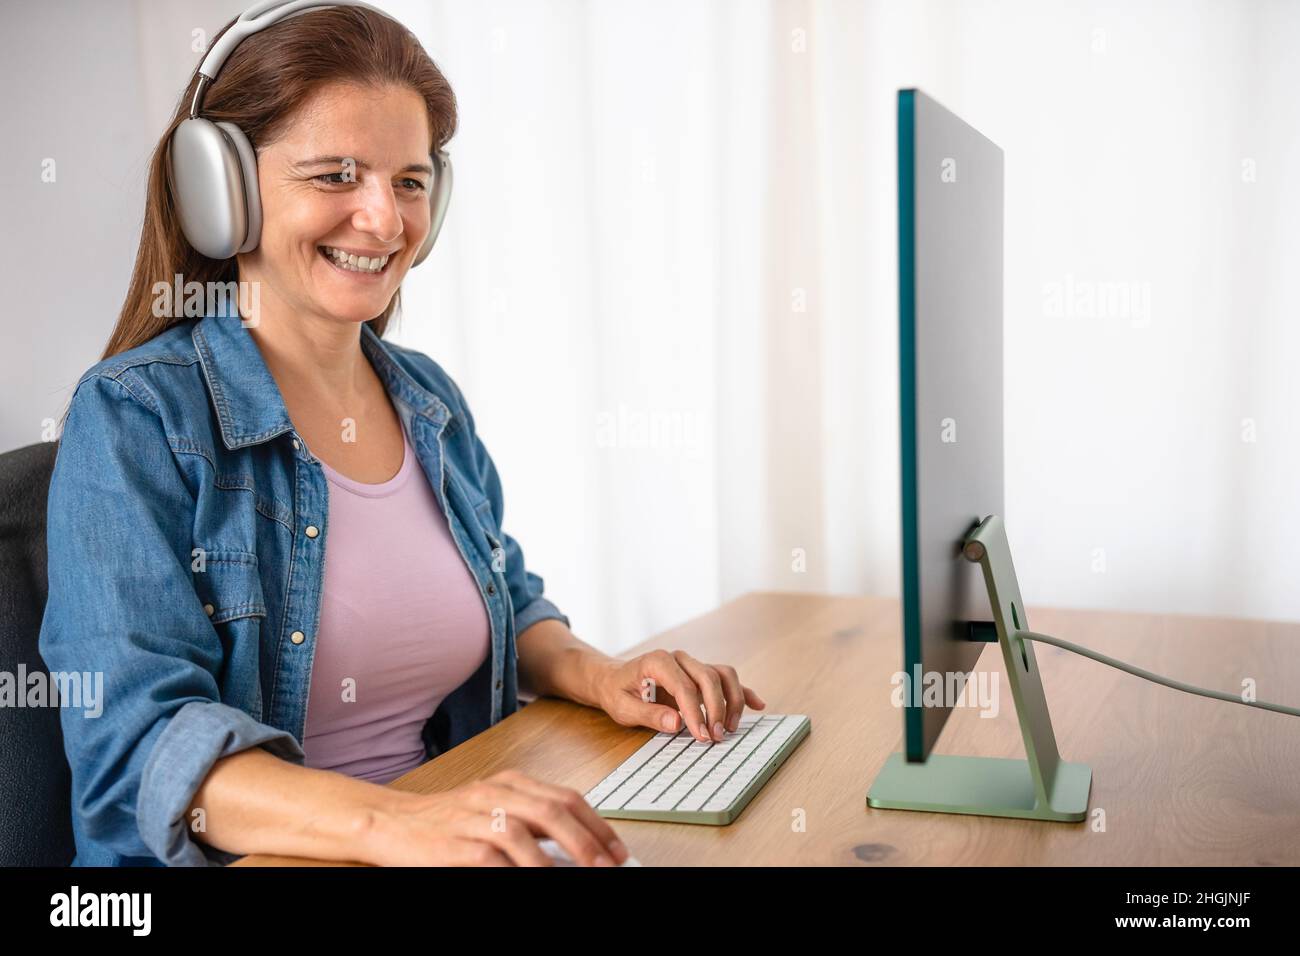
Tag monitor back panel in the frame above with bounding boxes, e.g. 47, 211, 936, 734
899, 89, 1004, 761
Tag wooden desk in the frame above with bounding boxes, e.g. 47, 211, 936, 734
234, 592, 1300, 866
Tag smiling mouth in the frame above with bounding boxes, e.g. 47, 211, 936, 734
317, 245, 394, 275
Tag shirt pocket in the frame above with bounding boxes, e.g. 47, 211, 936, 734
191, 550, 268, 721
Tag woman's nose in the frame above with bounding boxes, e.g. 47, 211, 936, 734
352, 181, 404, 245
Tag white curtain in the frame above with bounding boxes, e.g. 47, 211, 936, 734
120, 0, 1300, 652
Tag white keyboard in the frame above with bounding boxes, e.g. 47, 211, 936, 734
583, 713, 811, 825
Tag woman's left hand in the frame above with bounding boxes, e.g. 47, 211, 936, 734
592, 649, 766, 742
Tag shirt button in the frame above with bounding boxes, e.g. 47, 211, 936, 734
203, 603, 215, 616
291, 630, 306, 645
496, 679, 503, 690
486, 583, 496, 595
305, 525, 319, 538
292, 438, 301, 450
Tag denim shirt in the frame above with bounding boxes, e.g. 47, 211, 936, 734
38, 305, 569, 866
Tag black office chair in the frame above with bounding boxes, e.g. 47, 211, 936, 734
0, 441, 75, 866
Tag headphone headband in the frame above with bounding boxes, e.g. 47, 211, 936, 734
191, 0, 387, 118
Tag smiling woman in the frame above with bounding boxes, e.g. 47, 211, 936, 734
38, 0, 615, 869
39, 0, 763, 870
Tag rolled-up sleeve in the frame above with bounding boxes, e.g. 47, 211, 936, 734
442, 373, 571, 637
38, 372, 303, 867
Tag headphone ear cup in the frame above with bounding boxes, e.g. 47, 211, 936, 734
412, 149, 452, 267
169, 117, 257, 259
214, 121, 262, 254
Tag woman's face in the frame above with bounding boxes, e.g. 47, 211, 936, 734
240, 81, 435, 326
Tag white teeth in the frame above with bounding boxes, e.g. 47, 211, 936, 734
320, 246, 389, 273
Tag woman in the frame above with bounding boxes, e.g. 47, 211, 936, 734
39, 2, 763, 867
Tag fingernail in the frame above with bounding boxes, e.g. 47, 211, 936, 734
609, 839, 628, 861
594, 853, 614, 867
727, 715, 739, 732
712, 721, 724, 740
662, 713, 677, 731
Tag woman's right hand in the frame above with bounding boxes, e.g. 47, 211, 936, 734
361, 768, 629, 866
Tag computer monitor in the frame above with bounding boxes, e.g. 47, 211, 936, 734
896, 88, 1004, 763
867, 89, 1091, 822
872, 87, 1292, 822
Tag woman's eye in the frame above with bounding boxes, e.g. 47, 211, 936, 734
313, 173, 424, 192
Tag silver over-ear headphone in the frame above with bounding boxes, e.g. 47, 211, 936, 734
168, 0, 452, 266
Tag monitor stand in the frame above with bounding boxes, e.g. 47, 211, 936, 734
866, 514, 1092, 821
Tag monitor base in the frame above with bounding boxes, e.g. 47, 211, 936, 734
867, 752, 1091, 821
867, 514, 1094, 823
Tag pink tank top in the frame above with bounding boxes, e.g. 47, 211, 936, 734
302, 422, 491, 784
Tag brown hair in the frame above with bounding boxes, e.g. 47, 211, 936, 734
100, 4, 456, 363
